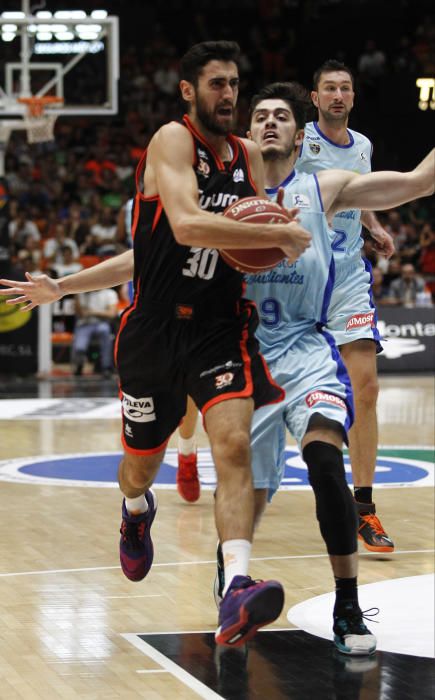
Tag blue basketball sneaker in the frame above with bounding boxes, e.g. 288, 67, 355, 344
215, 575, 284, 647
119, 490, 157, 581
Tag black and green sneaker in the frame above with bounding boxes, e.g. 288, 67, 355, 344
333, 600, 377, 656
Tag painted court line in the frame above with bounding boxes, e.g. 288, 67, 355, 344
0, 549, 432, 578
122, 633, 224, 699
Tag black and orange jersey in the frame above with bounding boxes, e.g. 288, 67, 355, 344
130, 114, 257, 312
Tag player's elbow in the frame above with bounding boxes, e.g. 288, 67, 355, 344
171, 215, 199, 245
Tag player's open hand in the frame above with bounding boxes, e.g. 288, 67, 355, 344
0, 272, 62, 310
281, 222, 311, 263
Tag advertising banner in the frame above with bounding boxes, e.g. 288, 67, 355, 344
0, 297, 38, 374
377, 307, 435, 373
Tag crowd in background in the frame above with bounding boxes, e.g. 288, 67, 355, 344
1, 0, 434, 310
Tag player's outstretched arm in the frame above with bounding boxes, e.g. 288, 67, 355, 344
330, 148, 435, 214
0, 249, 134, 311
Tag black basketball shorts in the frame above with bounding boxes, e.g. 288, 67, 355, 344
115, 298, 284, 454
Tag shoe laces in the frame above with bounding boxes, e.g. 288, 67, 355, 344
120, 519, 145, 547
362, 513, 387, 536
229, 576, 262, 596
336, 605, 379, 634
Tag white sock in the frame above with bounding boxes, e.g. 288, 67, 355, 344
124, 494, 148, 515
222, 539, 251, 595
178, 435, 196, 456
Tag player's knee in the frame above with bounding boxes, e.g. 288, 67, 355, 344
302, 441, 357, 555
213, 428, 251, 470
120, 454, 160, 489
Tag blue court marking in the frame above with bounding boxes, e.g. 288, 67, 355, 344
0, 447, 432, 488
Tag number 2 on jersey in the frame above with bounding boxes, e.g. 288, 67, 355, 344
331, 229, 347, 252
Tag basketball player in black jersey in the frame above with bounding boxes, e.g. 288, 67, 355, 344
0, 41, 311, 647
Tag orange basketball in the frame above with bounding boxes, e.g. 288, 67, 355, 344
221, 196, 290, 273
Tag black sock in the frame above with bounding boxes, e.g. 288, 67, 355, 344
354, 486, 372, 505
334, 576, 358, 611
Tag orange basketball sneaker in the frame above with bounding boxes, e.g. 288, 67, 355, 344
176, 452, 200, 502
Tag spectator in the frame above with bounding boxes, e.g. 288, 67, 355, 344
43, 222, 79, 264
72, 288, 119, 377
84, 147, 117, 187
382, 254, 402, 286
385, 210, 407, 250
153, 56, 180, 97
50, 246, 83, 278
90, 207, 118, 256
419, 222, 435, 300
8, 208, 41, 254
357, 39, 386, 82
388, 263, 426, 307
371, 266, 391, 305
399, 223, 421, 266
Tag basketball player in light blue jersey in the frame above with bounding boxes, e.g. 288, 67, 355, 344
298, 60, 395, 554
209, 82, 435, 655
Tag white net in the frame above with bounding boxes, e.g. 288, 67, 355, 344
25, 114, 58, 144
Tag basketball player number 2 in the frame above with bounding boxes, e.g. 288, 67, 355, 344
331, 229, 347, 252
182, 248, 219, 279
260, 298, 280, 327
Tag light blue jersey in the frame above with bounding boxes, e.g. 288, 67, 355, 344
245, 170, 335, 362
297, 121, 381, 350
298, 121, 372, 263
246, 169, 354, 497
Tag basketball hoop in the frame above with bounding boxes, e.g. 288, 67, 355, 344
17, 95, 64, 144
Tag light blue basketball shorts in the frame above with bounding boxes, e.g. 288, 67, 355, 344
326, 256, 382, 352
251, 328, 354, 499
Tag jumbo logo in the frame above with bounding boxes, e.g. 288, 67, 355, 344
346, 312, 375, 331
122, 392, 156, 423
306, 391, 346, 409
0, 297, 32, 333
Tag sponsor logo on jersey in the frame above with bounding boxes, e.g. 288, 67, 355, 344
292, 193, 311, 208
175, 304, 194, 320
215, 372, 234, 389
200, 360, 242, 378
309, 143, 321, 154
124, 424, 133, 437
197, 158, 210, 178
335, 209, 357, 220
233, 168, 245, 183
122, 392, 156, 423
346, 312, 375, 331
306, 391, 346, 410
199, 191, 239, 211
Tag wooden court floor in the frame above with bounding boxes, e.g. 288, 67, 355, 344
0, 374, 433, 699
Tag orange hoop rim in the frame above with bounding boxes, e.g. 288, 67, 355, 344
17, 96, 64, 118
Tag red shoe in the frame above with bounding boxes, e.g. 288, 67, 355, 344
176, 452, 200, 502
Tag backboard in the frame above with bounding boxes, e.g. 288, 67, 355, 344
0, 2, 119, 117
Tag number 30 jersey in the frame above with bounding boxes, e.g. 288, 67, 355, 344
245, 170, 335, 363
297, 121, 372, 264
131, 114, 256, 311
